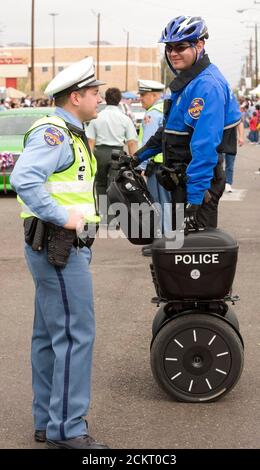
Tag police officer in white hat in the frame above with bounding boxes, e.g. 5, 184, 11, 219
137, 80, 172, 256
10, 57, 109, 449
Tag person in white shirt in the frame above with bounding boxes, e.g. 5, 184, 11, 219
86, 87, 138, 224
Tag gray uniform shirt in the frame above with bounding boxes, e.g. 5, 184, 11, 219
86, 105, 137, 146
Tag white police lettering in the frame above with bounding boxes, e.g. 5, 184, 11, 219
77, 144, 86, 181
174, 253, 219, 265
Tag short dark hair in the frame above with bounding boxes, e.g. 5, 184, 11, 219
55, 87, 88, 107
105, 87, 121, 105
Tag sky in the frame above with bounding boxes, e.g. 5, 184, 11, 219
0, 0, 259, 87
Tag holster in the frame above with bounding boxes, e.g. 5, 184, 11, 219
46, 223, 76, 268
24, 217, 98, 268
24, 217, 46, 251
46, 223, 98, 268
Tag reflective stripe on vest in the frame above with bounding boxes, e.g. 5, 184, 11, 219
138, 101, 164, 163
19, 115, 100, 223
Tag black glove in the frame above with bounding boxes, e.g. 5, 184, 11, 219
129, 156, 140, 169
183, 203, 200, 236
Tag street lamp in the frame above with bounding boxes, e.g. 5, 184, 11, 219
49, 13, 59, 79
31, 0, 35, 92
237, 8, 259, 86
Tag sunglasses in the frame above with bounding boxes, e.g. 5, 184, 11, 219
165, 43, 193, 54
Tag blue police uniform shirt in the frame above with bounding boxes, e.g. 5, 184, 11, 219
138, 100, 163, 171
137, 63, 241, 204
10, 107, 83, 225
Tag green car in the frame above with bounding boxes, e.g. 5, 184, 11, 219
0, 107, 54, 193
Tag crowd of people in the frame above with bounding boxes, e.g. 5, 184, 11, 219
239, 96, 260, 144
0, 96, 52, 110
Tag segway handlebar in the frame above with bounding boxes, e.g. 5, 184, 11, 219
111, 149, 138, 170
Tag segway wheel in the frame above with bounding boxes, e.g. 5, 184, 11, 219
225, 306, 240, 331
150, 313, 244, 402
152, 305, 240, 338
152, 305, 168, 337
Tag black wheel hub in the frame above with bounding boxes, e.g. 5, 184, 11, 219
183, 345, 213, 375
164, 326, 231, 395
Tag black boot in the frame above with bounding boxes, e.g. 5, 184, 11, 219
141, 244, 153, 257
46, 434, 109, 449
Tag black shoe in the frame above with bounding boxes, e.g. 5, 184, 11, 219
46, 435, 109, 449
141, 244, 153, 257
34, 418, 88, 443
34, 430, 46, 442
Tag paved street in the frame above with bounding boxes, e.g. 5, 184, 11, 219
0, 142, 259, 449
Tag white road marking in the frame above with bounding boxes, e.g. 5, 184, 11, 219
221, 189, 247, 202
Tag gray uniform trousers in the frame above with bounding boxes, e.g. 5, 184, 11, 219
25, 243, 95, 440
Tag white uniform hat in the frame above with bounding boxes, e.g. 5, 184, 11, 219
44, 56, 105, 98
138, 79, 165, 93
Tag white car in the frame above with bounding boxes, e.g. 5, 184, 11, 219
130, 103, 145, 131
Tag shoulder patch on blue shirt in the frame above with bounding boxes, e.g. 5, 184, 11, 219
44, 127, 64, 146
188, 98, 204, 119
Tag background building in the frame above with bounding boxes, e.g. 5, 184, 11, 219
0, 45, 161, 94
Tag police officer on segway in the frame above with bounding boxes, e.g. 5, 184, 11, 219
134, 16, 241, 234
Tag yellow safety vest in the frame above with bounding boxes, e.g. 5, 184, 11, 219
138, 101, 164, 163
18, 115, 100, 223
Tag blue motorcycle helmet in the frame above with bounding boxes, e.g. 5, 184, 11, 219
159, 16, 209, 44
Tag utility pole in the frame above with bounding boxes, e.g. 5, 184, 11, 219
237, 8, 259, 87
97, 13, 100, 79
49, 13, 59, 79
125, 31, 129, 91
91, 10, 101, 78
249, 37, 253, 80
255, 23, 258, 85
31, 0, 35, 92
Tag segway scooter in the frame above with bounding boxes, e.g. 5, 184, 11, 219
107, 154, 244, 403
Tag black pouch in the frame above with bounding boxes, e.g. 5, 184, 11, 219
24, 217, 46, 251
32, 219, 46, 251
24, 217, 38, 245
46, 223, 76, 268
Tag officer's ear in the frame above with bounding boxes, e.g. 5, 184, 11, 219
196, 39, 205, 54
70, 89, 86, 106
